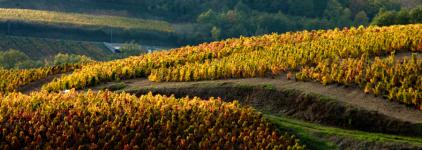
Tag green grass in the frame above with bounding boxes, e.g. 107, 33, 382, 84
101, 83, 128, 91
265, 114, 422, 150
0, 8, 174, 33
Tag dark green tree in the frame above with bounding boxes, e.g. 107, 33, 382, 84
324, 0, 344, 25
371, 10, 397, 26
288, 0, 315, 17
0, 49, 32, 69
354, 10, 369, 25
409, 6, 422, 23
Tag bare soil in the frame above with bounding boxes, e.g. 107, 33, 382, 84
101, 77, 422, 124
17, 74, 64, 94
91, 77, 422, 137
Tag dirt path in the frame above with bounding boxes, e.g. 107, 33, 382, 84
393, 52, 421, 61
95, 77, 422, 124
18, 74, 64, 94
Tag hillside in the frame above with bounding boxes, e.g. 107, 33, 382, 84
0, 8, 173, 33
0, 35, 111, 60
40, 24, 422, 109
0, 22, 421, 149
0, 8, 177, 46
1, 0, 419, 46
0, 0, 421, 149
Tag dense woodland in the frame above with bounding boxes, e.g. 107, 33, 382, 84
0, 0, 420, 68
0, 0, 421, 45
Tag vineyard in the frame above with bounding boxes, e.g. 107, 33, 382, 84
0, 64, 82, 94
0, 91, 303, 149
0, 35, 111, 60
0, 24, 421, 149
41, 24, 422, 109
0, 8, 174, 33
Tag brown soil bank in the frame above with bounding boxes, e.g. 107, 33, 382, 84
120, 81, 422, 138
17, 73, 64, 94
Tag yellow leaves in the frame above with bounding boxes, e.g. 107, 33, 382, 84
34, 24, 422, 110
147, 70, 160, 82
321, 76, 330, 86
364, 83, 372, 94
0, 64, 81, 93
286, 72, 293, 80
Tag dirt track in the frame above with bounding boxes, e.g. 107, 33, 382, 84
17, 74, 64, 94
94, 77, 422, 124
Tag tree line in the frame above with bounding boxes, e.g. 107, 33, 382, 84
2, 0, 420, 45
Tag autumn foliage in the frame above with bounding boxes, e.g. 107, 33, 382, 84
42, 24, 422, 109
0, 91, 303, 149
0, 64, 81, 94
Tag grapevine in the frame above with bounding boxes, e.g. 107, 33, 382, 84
0, 90, 304, 149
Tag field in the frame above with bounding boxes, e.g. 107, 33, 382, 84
0, 35, 111, 60
0, 24, 421, 149
0, 90, 304, 149
42, 24, 422, 109
0, 64, 81, 94
0, 8, 174, 33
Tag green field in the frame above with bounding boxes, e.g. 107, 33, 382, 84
0, 8, 174, 33
0, 35, 111, 60
266, 115, 422, 150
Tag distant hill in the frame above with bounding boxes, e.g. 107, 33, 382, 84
0, 0, 152, 18
0, 35, 112, 60
0, 8, 173, 33
0, 0, 419, 45
0, 8, 177, 45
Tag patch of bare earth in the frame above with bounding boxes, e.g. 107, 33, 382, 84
102, 77, 422, 124
18, 74, 64, 94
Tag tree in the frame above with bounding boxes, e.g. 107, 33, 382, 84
255, 12, 292, 33
372, 6, 422, 26
354, 10, 369, 25
340, 8, 353, 26
211, 26, 221, 40
396, 9, 411, 24
313, 0, 330, 17
234, 0, 251, 13
409, 6, 422, 23
371, 11, 397, 26
287, 0, 315, 17
323, 0, 344, 24
51, 53, 94, 66
15, 60, 43, 69
0, 49, 32, 69
197, 9, 217, 24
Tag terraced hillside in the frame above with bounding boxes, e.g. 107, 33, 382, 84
0, 35, 111, 60
42, 24, 422, 109
1, 24, 421, 149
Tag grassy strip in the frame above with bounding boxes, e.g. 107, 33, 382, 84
265, 114, 422, 150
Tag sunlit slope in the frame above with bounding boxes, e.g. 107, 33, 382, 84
0, 64, 82, 94
0, 8, 174, 33
37, 24, 422, 109
0, 91, 304, 149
